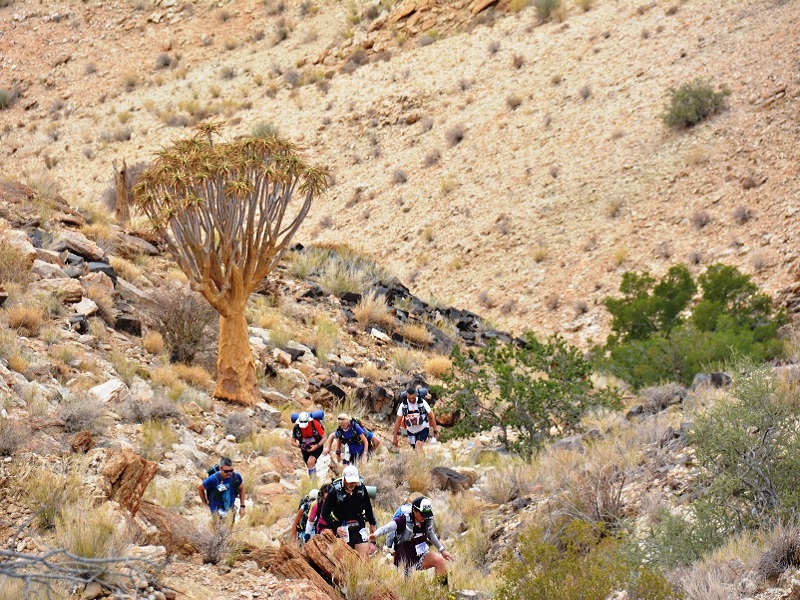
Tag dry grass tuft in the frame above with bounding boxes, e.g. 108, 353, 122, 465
353, 291, 395, 330
400, 322, 433, 347
425, 355, 452, 379
3, 304, 45, 337
142, 330, 165, 355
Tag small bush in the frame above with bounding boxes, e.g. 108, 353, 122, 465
661, 79, 731, 129
422, 149, 441, 168
0, 87, 17, 110
446, 124, 465, 147
691, 210, 710, 229
60, 396, 107, 434
0, 419, 27, 456
497, 520, 678, 600
201, 521, 236, 565
733, 205, 752, 224
391, 348, 426, 373
146, 284, 217, 364
56, 502, 130, 569
4, 304, 44, 337
224, 412, 255, 441
0, 245, 32, 284
142, 330, 165, 355
534, 0, 561, 22
353, 291, 395, 330
401, 323, 433, 347
23, 468, 81, 531
141, 419, 179, 460
425, 355, 452, 378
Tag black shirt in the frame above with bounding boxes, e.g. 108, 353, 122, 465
321, 482, 376, 529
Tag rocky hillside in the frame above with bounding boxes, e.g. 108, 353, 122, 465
2, 0, 799, 344
3, 0, 800, 599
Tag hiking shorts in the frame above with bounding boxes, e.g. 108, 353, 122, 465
408, 428, 429, 446
342, 520, 369, 548
343, 444, 365, 464
301, 445, 324, 464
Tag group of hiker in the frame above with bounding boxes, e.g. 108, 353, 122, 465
292, 464, 452, 588
197, 383, 452, 588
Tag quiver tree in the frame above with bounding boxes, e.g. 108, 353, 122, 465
133, 126, 327, 405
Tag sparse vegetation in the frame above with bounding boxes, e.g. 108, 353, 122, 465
442, 332, 620, 458
661, 79, 731, 129
534, 0, 561, 22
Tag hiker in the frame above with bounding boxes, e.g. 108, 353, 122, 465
197, 457, 245, 520
392, 385, 439, 452
291, 488, 318, 547
291, 411, 326, 478
321, 465, 377, 559
330, 413, 369, 464
304, 482, 333, 541
324, 416, 381, 464
369, 496, 453, 587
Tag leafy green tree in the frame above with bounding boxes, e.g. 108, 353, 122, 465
133, 125, 327, 405
604, 265, 695, 343
693, 263, 786, 339
440, 332, 620, 458
598, 263, 785, 388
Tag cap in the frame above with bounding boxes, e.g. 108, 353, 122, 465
297, 411, 310, 426
308, 488, 319, 501
337, 413, 350, 422
343, 465, 360, 483
412, 496, 434, 519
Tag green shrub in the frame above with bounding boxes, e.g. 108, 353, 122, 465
661, 79, 731, 129
597, 263, 785, 388
690, 366, 800, 531
0, 88, 13, 110
534, 0, 561, 21
497, 520, 678, 600
442, 332, 621, 458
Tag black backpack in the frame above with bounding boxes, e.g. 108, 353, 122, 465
400, 390, 429, 422
296, 495, 314, 532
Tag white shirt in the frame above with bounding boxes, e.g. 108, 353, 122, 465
397, 399, 432, 434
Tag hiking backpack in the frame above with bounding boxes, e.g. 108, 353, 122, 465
400, 391, 429, 423
296, 495, 314, 533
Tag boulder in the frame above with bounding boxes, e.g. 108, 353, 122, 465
30, 277, 83, 303
50, 230, 106, 262
137, 501, 209, 556
67, 430, 95, 453
89, 379, 131, 404
113, 233, 159, 258
430, 466, 473, 493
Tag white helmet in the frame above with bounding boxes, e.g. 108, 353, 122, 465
297, 412, 310, 426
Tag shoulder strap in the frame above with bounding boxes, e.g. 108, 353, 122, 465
313, 420, 324, 439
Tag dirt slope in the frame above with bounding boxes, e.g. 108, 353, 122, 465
1, 0, 799, 345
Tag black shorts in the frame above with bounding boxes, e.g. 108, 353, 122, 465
301, 445, 324, 464
408, 428, 429, 446
343, 521, 369, 547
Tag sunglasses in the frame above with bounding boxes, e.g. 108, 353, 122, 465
221, 469, 233, 474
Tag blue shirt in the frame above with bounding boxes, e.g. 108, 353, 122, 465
202, 471, 242, 513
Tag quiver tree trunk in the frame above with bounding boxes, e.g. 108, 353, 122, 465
113, 159, 130, 225
214, 298, 258, 405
